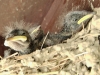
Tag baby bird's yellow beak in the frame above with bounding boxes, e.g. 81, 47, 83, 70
6, 36, 27, 42
77, 13, 94, 25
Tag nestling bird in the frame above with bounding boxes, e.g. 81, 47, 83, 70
3, 21, 43, 57
43, 11, 92, 47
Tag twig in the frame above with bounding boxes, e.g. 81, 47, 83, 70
75, 52, 89, 57
80, 33, 100, 38
87, 22, 91, 33
0, 63, 22, 72
24, 71, 59, 75
5, 52, 18, 59
41, 31, 49, 49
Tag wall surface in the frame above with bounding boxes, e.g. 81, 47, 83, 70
0, 0, 100, 56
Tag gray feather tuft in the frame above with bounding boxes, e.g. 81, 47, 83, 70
2, 20, 40, 40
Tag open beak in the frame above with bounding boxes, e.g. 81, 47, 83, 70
6, 36, 27, 42
4, 36, 27, 47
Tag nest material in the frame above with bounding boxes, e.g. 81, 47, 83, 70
1, 8, 100, 75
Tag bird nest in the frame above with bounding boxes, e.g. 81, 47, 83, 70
1, 8, 100, 75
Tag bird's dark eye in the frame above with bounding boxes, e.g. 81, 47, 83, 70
22, 32, 26, 35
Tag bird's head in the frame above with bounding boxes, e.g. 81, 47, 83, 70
4, 29, 32, 52
3, 21, 41, 54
